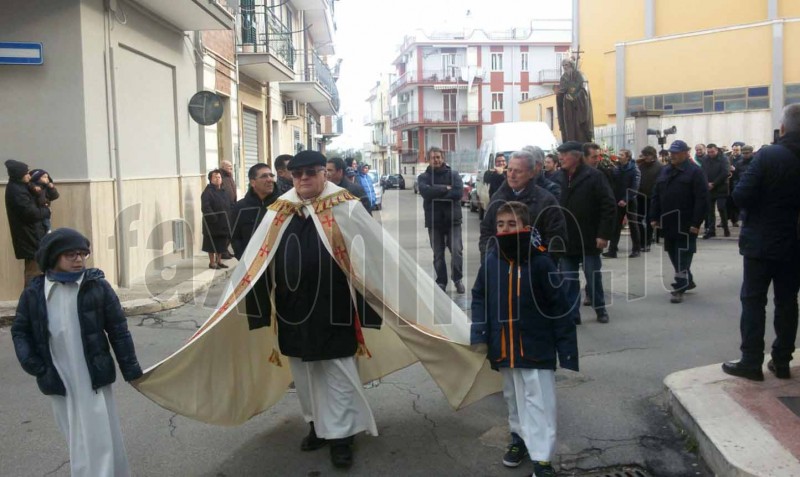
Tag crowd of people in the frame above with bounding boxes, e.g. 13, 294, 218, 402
5, 104, 800, 477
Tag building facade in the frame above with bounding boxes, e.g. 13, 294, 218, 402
0, 0, 341, 301
389, 25, 570, 175
0, 0, 234, 300
521, 0, 800, 150
364, 75, 394, 175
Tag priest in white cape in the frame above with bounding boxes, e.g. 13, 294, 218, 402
133, 151, 501, 467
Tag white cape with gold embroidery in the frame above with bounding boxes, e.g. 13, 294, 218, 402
133, 182, 501, 426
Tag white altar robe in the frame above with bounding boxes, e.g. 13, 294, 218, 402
46, 277, 130, 477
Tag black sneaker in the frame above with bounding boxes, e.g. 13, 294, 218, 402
502, 443, 528, 468
596, 311, 610, 323
532, 461, 556, 477
454, 280, 465, 294
601, 251, 617, 258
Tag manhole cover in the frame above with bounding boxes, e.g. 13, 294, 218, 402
575, 466, 652, 477
778, 396, 800, 418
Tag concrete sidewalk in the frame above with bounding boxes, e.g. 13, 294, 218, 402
665, 354, 800, 476
0, 255, 234, 326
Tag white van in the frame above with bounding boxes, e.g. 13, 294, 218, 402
473, 121, 559, 219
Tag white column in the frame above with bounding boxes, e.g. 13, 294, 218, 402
644, 0, 655, 38
771, 21, 784, 131
572, 0, 580, 51
768, 0, 778, 20
615, 44, 626, 151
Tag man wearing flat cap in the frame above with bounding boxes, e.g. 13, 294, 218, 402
553, 141, 617, 324
133, 148, 503, 470
649, 140, 709, 303
5, 159, 52, 287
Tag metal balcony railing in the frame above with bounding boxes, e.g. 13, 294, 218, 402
538, 68, 561, 84
237, 3, 294, 68
292, 50, 340, 111
391, 110, 480, 128
390, 69, 478, 94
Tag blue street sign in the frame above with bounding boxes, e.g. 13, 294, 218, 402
0, 42, 43, 65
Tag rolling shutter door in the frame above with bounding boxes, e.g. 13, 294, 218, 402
242, 109, 260, 170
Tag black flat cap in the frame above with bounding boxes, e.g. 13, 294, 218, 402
556, 141, 584, 153
288, 151, 327, 170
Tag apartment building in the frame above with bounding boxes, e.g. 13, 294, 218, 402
389, 24, 570, 173
364, 75, 394, 175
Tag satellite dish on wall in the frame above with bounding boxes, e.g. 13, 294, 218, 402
188, 91, 224, 126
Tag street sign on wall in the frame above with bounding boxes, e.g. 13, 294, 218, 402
0, 42, 43, 65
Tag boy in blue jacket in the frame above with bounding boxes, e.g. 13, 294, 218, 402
12, 228, 142, 476
471, 201, 578, 477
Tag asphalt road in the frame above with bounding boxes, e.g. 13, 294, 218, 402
1, 187, 765, 476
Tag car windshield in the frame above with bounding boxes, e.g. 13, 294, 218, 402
367, 171, 379, 183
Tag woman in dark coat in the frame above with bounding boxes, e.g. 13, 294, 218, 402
201, 169, 232, 269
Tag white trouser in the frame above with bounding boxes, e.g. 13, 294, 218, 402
289, 356, 378, 439
501, 368, 557, 462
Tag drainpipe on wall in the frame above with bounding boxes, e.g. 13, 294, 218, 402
615, 43, 626, 152
104, 1, 129, 287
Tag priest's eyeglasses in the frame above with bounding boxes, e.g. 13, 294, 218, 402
290, 167, 325, 179
64, 250, 91, 261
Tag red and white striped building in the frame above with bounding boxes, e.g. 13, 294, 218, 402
389, 24, 571, 174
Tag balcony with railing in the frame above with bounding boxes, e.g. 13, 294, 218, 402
538, 68, 561, 84
236, 5, 294, 82
321, 115, 343, 137
291, 0, 335, 55
280, 50, 340, 116
390, 69, 479, 95
390, 109, 481, 129
130, 0, 233, 30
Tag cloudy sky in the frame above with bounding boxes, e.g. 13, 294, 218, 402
328, 0, 573, 150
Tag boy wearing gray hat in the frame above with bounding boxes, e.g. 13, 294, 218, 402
11, 228, 142, 476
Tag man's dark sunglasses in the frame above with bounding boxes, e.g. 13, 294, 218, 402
290, 167, 324, 179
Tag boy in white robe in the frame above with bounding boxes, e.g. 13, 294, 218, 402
11, 228, 143, 477
471, 202, 578, 477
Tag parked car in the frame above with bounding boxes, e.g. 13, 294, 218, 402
384, 174, 406, 190
469, 188, 480, 212
367, 171, 383, 210
460, 173, 476, 206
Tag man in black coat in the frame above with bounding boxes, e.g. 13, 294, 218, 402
273, 154, 294, 194
230, 163, 280, 332
479, 149, 567, 262
5, 159, 51, 287
635, 146, 663, 252
483, 153, 507, 198
231, 163, 281, 259
418, 147, 465, 293
258, 151, 381, 467
649, 140, 709, 304
604, 149, 642, 258
700, 143, 731, 238
555, 141, 617, 324
722, 104, 800, 381
326, 157, 369, 211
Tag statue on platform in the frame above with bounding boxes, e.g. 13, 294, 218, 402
556, 58, 594, 143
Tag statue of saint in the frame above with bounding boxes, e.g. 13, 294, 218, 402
556, 59, 594, 143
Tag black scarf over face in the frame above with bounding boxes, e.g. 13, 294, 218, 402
496, 229, 533, 263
